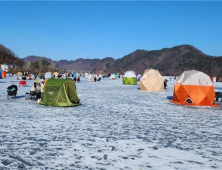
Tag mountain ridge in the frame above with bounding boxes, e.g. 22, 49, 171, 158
2, 43, 222, 75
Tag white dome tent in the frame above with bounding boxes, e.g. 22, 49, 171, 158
45, 72, 53, 79
123, 71, 136, 78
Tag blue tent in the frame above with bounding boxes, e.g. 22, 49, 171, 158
0, 70, 2, 79
73, 73, 77, 77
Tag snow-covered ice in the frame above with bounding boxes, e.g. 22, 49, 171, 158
0, 75, 222, 170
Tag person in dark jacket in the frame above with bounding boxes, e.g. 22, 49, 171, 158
97, 77, 101, 82
76, 77, 80, 82
164, 79, 168, 89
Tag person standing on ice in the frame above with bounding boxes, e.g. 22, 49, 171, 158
30, 82, 37, 95
40, 78, 45, 97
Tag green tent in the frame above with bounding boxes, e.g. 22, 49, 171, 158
123, 77, 137, 85
123, 71, 137, 85
40, 78, 81, 107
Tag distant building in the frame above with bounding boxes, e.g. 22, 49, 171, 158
1, 63, 8, 72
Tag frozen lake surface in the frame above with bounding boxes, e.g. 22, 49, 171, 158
0, 75, 222, 170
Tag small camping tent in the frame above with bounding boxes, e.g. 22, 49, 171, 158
170, 70, 219, 107
45, 72, 53, 79
123, 71, 137, 85
0, 70, 2, 79
1, 64, 8, 72
88, 74, 93, 82
139, 69, 164, 91
53, 72, 59, 77
110, 73, 116, 80
40, 78, 81, 107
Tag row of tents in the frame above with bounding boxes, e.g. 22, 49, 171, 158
17, 71, 120, 81
122, 69, 219, 107
122, 70, 164, 91
16, 72, 80, 79
14, 69, 218, 108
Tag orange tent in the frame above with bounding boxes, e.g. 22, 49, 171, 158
170, 70, 219, 107
2, 71, 6, 78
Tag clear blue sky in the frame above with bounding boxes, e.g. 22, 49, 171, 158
0, 1, 222, 61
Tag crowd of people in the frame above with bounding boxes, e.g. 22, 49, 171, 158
15, 72, 83, 102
